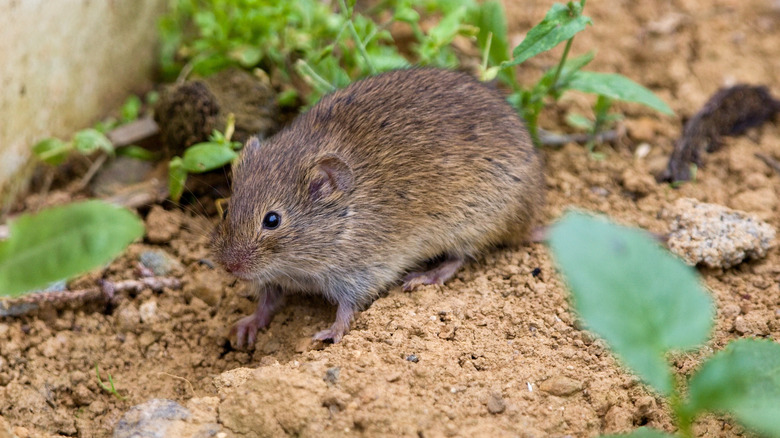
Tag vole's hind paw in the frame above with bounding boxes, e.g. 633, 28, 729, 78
402, 256, 464, 291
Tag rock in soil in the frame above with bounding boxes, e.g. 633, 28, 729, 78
664, 197, 776, 268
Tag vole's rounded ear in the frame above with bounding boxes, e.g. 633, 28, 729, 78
308, 153, 354, 201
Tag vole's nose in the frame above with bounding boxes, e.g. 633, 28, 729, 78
223, 260, 244, 274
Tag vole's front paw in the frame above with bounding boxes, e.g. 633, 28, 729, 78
230, 313, 270, 349
312, 327, 344, 344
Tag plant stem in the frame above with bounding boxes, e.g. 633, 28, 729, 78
295, 59, 337, 93
549, 37, 574, 93
670, 377, 695, 438
338, 0, 376, 75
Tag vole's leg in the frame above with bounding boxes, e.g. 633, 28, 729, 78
402, 255, 464, 291
231, 285, 283, 349
313, 301, 354, 343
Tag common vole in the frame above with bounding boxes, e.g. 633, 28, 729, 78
211, 68, 544, 346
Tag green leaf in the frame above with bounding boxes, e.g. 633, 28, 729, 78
120, 95, 142, 123
685, 339, 780, 437
566, 113, 593, 130
602, 427, 677, 438
567, 71, 674, 115
0, 200, 144, 297
73, 129, 114, 155
548, 51, 595, 86
33, 138, 71, 165
548, 212, 714, 396
181, 143, 238, 173
277, 89, 299, 107
428, 5, 468, 45
504, 1, 592, 67
116, 145, 159, 161
394, 6, 420, 24
474, 1, 510, 66
231, 45, 263, 67
168, 157, 187, 202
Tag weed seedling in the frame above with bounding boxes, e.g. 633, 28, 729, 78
548, 212, 780, 438
96, 363, 127, 401
33, 93, 158, 165
168, 113, 242, 202
481, 0, 673, 145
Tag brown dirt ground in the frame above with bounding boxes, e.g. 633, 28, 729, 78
2, 0, 780, 436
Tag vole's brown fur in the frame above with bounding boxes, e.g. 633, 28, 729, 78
211, 68, 544, 346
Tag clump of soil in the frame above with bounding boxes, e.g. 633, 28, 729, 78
2, 1, 780, 437
155, 68, 279, 155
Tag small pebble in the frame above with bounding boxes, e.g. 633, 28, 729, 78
324, 367, 340, 385
116, 305, 141, 332
386, 372, 402, 383
487, 392, 506, 414
145, 206, 182, 244
406, 354, 419, 363
139, 300, 158, 324
539, 376, 583, 397
114, 399, 191, 438
139, 250, 182, 276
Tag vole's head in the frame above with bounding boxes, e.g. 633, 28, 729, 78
211, 135, 355, 281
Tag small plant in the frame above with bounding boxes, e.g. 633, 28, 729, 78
548, 212, 780, 438
0, 200, 144, 297
478, 0, 673, 145
32, 93, 158, 165
159, 0, 484, 104
95, 363, 127, 400
168, 114, 242, 202
161, 0, 671, 148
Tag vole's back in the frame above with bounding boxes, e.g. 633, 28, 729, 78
295, 68, 544, 262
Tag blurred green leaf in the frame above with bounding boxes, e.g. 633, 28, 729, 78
120, 95, 142, 123
567, 71, 674, 115
33, 138, 71, 165
394, 5, 420, 24
116, 145, 159, 161
73, 129, 114, 155
548, 212, 714, 396
424, 5, 468, 51
565, 113, 593, 130
181, 143, 238, 173
0, 200, 144, 297
168, 157, 187, 202
685, 339, 780, 437
504, 1, 591, 67
231, 45, 263, 67
277, 89, 299, 107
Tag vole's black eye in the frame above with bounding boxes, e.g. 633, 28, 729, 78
262, 211, 281, 229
